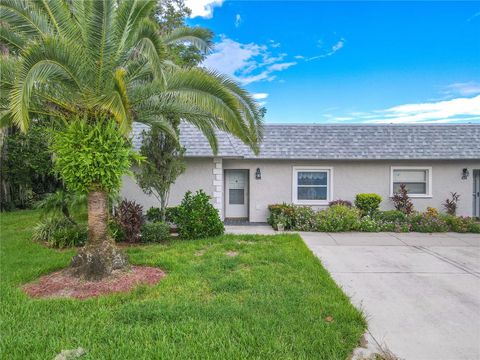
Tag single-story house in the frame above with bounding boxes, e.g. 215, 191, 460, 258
122, 122, 480, 221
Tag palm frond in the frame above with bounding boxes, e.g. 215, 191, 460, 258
161, 27, 213, 53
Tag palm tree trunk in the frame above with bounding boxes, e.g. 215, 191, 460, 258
70, 189, 127, 280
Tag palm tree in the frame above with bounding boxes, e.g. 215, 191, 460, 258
0, 0, 263, 279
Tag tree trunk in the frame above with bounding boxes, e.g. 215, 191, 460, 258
70, 190, 128, 280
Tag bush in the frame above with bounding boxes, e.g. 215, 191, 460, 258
176, 190, 224, 239
315, 205, 361, 232
141, 222, 170, 243
328, 199, 352, 208
392, 184, 414, 214
443, 192, 460, 216
358, 216, 380, 232
409, 213, 448, 233
355, 193, 382, 216
374, 210, 407, 223
267, 203, 295, 230
165, 207, 179, 223
442, 215, 480, 233
293, 206, 317, 231
114, 200, 144, 243
108, 219, 126, 242
146, 207, 162, 222
32, 217, 87, 248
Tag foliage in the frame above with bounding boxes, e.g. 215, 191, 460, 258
409, 213, 449, 233
442, 215, 480, 233
358, 216, 380, 232
114, 200, 144, 243
315, 205, 361, 232
293, 206, 317, 231
354, 193, 382, 216
137, 124, 185, 222
51, 119, 139, 194
140, 222, 170, 243
267, 203, 296, 230
443, 192, 460, 215
108, 219, 126, 243
0, 124, 61, 210
35, 189, 86, 223
146, 207, 162, 222
165, 207, 180, 223
176, 190, 224, 239
32, 217, 87, 248
328, 199, 352, 207
374, 210, 407, 223
425, 207, 439, 217
392, 184, 414, 214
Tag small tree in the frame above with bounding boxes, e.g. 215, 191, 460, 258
392, 184, 414, 214
136, 124, 186, 222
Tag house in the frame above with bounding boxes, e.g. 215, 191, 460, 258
122, 122, 480, 221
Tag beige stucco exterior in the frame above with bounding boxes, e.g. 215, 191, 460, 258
120, 158, 480, 222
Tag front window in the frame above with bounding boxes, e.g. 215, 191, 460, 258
391, 167, 432, 197
293, 168, 331, 204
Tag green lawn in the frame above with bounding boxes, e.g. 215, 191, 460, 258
0, 210, 366, 359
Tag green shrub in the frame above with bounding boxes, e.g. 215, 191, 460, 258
467, 220, 480, 233
267, 203, 295, 230
409, 213, 448, 233
442, 215, 480, 233
293, 206, 316, 231
108, 219, 126, 242
355, 193, 382, 216
176, 190, 224, 239
32, 217, 87, 248
358, 216, 380, 232
146, 207, 162, 222
165, 207, 179, 223
315, 205, 361, 232
141, 222, 170, 243
374, 210, 407, 223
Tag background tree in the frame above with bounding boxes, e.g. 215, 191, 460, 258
0, 0, 263, 280
137, 121, 186, 221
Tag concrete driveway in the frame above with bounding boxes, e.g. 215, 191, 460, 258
300, 231, 480, 360
225, 226, 480, 359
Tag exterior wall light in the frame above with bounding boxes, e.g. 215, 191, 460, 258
462, 168, 469, 180
255, 168, 261, 180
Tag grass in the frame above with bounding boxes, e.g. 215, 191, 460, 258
0, 210, 366, 359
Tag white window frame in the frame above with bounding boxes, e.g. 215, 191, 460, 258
292, 166, 333, 205
390, 166, 432, 198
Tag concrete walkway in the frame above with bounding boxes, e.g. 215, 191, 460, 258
225, 226, 480, 360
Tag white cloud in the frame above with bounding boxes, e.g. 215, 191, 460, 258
252, 93, 269, 100
235, 14, 242, 28
443, 82, 480, 97
294, 55, 305, 59
307, 38, 345, 61
352, 95, 480, 124
269, 40, 281, 48
202, 36, 297, 85
185, 0, 223, 19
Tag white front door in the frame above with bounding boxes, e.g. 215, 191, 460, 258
225, 170, 249, 219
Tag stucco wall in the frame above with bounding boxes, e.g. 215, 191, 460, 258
120, 158, 215, 212
223, 159, 480, 222
121, 158, 480, 222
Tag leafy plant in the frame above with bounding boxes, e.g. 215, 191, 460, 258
35, 190, 86, 224
267, 203, 296, 230
165, 207, 180, 223
176, 190, 224, 239
358, 216, 380, 232
32, 217, 87, 248
136, 124, 186, 222
315, 205, 361, 232
425, 207, 439, 217
146, 207, 162, 222
114, 200, 144, 243
442, 192, 460, 215
141, 222, 170, 243
374, 210, 407, 223
293, 206, 317, 231
392, 184, 414, 214
328, 199, 352, 207
355, 193, 382, 216
409, 213, 448, 233
108, 219, 126, 243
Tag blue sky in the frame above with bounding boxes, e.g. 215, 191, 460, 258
185, 1, 480, 124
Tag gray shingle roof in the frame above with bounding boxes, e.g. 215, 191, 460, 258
132, 122, 480, 160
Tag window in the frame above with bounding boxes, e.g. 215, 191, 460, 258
391, 167, 432, 197
292, 167, 332, 204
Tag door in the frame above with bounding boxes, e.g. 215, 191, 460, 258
474, 170, 480, 217
225, 170, 249, 219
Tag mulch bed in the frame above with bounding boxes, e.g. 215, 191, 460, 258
23, 266, 166, 300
